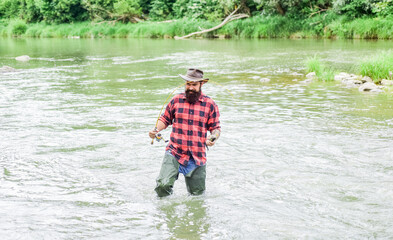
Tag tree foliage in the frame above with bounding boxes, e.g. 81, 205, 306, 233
372, 0, 393, 17
334, 0, 377, 18
0, 0, 392, 23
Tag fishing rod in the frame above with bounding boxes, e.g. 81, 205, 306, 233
151, 82, 186, 145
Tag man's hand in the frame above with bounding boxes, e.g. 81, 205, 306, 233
206, 137, 216, 147
149, 128, 159, 139
206, 129, 220, 147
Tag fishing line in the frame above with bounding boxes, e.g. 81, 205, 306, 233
209, 80, 235, 99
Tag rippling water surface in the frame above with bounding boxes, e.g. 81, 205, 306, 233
1, 38, 393, 239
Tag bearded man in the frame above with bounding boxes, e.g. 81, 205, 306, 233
149, 68, 221, 197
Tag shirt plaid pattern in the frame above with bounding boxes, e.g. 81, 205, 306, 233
159, 92, 221, 166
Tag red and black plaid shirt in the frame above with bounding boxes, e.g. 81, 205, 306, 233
159, 92, 221, 166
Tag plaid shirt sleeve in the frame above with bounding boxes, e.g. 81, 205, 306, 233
159, 98, 175, 127
207, 101, 221, 132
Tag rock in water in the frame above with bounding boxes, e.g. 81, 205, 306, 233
361, 76, 373, 83
334, 72, 351, 81
358, 82, 380, 92
0, 66, 16, 72
381, 79, 393, 86
306, 72, 316, 79
15, 55, 30, 62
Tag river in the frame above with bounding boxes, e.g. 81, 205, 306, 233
1, 38, 393, 239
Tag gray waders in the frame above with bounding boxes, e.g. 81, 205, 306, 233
155, 152, 206, 197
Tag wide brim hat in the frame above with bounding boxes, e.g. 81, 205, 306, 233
179, 68, 209, 82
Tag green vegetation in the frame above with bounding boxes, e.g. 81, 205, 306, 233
306, 55, 323, 75
1, 0, 393, 39
359, 51, 393, 82
9, 19, 27, 35
305, 51, 393, 83
0, 19, 218, 38
305, 55, 335, 81
1, 16, 393, 39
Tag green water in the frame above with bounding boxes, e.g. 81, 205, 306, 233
1, 38, 392, 239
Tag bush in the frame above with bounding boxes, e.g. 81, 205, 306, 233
10, 19, 27, 35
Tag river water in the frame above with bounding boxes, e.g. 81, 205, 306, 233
1, 38, 393, 239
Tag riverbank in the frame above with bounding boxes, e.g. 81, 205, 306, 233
1, 15, 393, 39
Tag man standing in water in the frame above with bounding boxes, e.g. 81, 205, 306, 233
149, 68, 221, 197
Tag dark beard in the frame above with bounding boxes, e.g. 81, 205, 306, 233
185, 90, 201, 104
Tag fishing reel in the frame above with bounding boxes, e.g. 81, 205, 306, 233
155, 133, 168, 143
151, 128, 169, 145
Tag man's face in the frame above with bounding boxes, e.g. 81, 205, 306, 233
185, 81, 201, 92
185, 81, 202, 104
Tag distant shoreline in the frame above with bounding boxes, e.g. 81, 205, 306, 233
1, 16, 393, 40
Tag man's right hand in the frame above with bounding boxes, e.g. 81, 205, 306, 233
149, 128, 159, 139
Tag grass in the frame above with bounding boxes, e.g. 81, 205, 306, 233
3, 20, 219, 38
218, 16, 304, 38
326, 17, 393, 39
1, 14, 393, 39
305, 55, 335, 81
304, 51, 393, 83
359, 51, 393, 82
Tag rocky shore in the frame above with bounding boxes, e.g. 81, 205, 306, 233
306, 72, 393, 93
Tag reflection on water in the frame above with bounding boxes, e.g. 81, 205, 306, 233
1, 38, 393, 239
158, 198, 209, 239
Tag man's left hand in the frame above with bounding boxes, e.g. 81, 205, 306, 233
206, 139, 215, 147
206, 136, 216, 147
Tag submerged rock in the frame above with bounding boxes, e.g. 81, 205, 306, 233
361, 76, 373, 83
0, 66, 16, 73
381, 79, 393, 86
341, 79, 363, 87
15, 55, 30, 62
306, 72, 316, 79
334, 72, 351, 81
342, 79, 363, 88
359, 82, 381, 92
301, 78, 312, 84
290, 72, 303, 76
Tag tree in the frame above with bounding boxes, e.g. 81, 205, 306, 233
253, 0, 331, 17
372, 0, 393, 17
33, 0, 87, 23
333, 0, 377, 18
149, 0, 176, 20
82, 0, 142, 22
113, 0, 142, 22
172, 0, 225, 20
